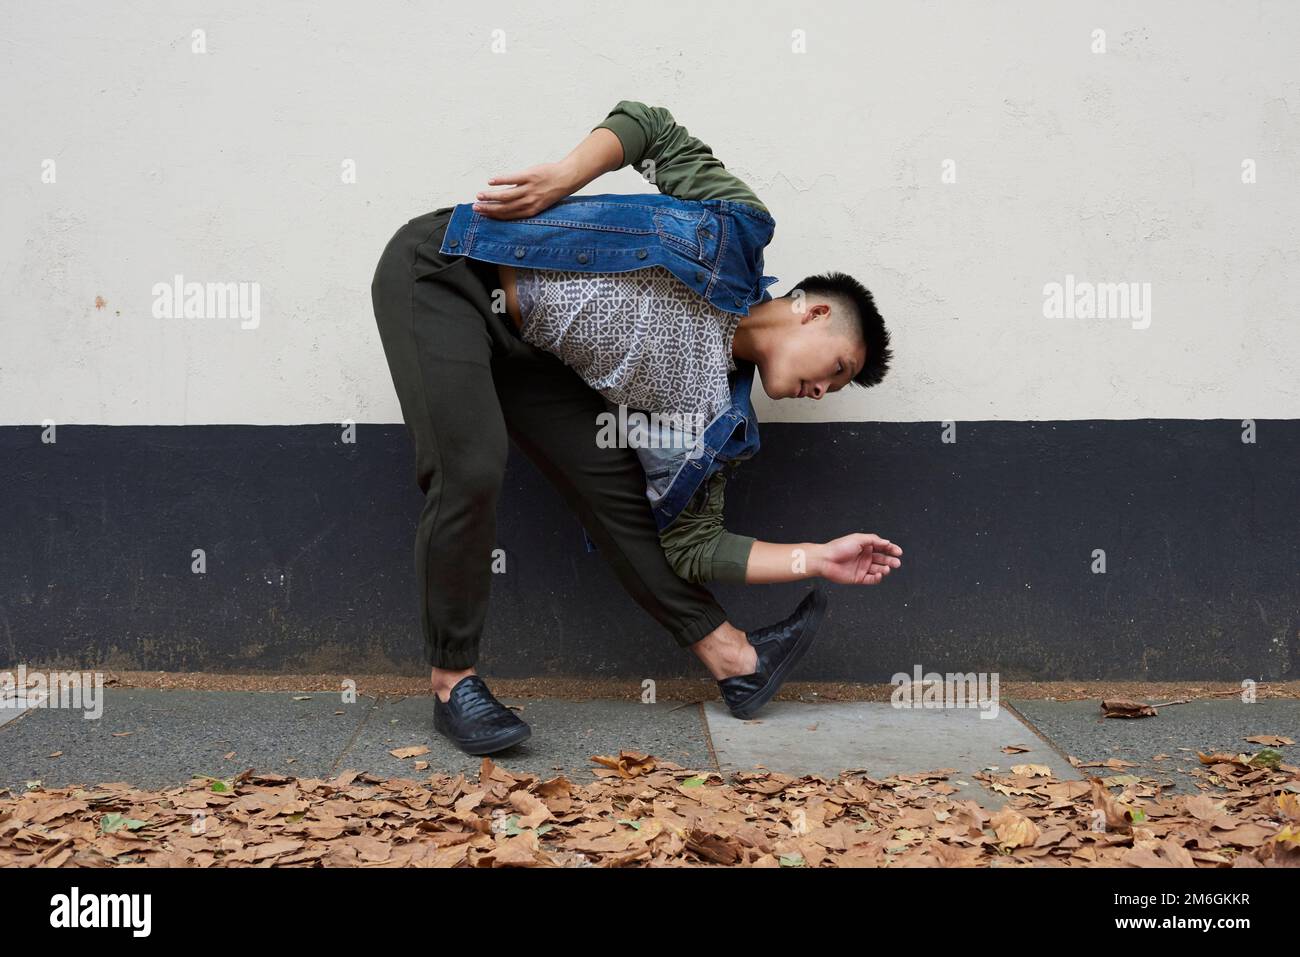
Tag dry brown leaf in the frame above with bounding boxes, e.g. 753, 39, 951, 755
1010, 764, 1053, 779
989, 807, 1040, 849
590, 751, 657, 778
389, 746, 430, 760
1101, 699, 1158, 718
1090, 777, 1142, 831
1183, 793, 1225, 823
1197, 751, 1251, 766
1274, 793, 1300, 822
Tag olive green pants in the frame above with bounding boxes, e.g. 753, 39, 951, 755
370, 208, 729, 669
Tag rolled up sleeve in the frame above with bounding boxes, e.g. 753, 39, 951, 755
592, 101, 653, 169
592, 100, 769, 213
659, 469, 755, 585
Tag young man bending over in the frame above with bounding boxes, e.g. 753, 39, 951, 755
371, 100, 901, 755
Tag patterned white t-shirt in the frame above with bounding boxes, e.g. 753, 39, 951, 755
513, 265, 739, 419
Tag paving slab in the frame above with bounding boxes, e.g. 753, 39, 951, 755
0, 691, 711, 791
338, 695, 714, 782
0, 689, 38, 731
702, 700, 1080, 805
0, 689, 377, 792
1009, 698, 1300, 795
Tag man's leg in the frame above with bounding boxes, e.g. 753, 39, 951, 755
490, 345, 758, 678
371, 211, 508, 696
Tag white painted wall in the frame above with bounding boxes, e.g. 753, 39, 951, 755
2, 0, 1296, 426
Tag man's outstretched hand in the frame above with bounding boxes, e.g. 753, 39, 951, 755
816, 533, 903, 585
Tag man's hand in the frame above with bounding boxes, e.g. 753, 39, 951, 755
815, 533, 902, 585
472, 161, 582, 220
471, 128, 625, 220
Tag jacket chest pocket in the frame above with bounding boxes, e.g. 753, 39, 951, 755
654, 210, 722, 269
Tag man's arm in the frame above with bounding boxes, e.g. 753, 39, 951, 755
472, 99, 768, 219
662, 467, 904, 586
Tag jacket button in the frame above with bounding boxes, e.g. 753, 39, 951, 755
695, 271, 705, 283
514, 247, 526, 259
636, 249, 648, 260
577, 253, 589, 264
733, 297, 742, 307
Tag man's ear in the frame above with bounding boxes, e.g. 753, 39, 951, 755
800, 301, 830, 324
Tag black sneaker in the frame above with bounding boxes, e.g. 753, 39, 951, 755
432, 675, 531, 755
717, 587, 828, 720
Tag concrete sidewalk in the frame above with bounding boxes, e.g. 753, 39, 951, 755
5, 687, 1292, 803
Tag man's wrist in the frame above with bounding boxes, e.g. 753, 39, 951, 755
803, 543, 826, 579
556, 155, 586, 193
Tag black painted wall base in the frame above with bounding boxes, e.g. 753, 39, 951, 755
2, 421, 1296, 681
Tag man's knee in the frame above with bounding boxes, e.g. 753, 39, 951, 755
451, 434, 508, 509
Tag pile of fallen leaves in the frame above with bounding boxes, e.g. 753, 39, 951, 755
1, 747, 1296, 867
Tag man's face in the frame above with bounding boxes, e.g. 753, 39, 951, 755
758, 301, 866, 401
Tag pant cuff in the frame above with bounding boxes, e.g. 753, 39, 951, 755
427, 648, 478, 670
671, 604, 729, 649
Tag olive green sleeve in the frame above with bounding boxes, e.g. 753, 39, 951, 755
658, 467, 756, 585
593, 100, 769, 215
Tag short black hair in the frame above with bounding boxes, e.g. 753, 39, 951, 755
785, 271, 892, 388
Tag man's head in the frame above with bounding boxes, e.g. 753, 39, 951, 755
746, 271, 892, 401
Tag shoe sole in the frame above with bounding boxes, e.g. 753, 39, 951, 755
460, 722, 531, 756
434, 714, 532, 756
729, 589, 828, 720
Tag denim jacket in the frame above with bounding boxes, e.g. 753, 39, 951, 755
438, 192, 779, 534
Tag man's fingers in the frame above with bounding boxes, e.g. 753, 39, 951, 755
863, 535, 904, 556
850, 559, 898, 584
475, 183, 529, 203
854, 533, 902, 556
486, 170, 535, 187
473, 204, 515, 220
474, 196, 535, 219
